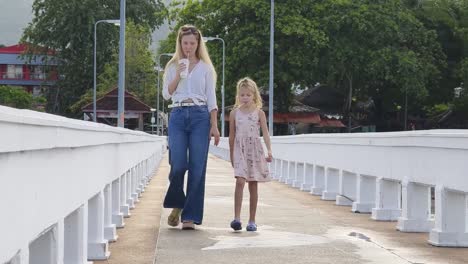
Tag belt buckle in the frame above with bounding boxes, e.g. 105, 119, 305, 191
169, 102, 192, 108
169, 101, 206, 108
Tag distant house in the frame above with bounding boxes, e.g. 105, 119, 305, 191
297, 86, 351, 133
265, 98, 321, 124
297, 85, 345, 117
81, 88, 153, 131
0, 44, 58, 96
259, 95, 323, 135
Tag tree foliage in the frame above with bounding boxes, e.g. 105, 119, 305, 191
407, 0, 468, 103
160, 0, 446, 131
0, 85, 46, 111
160, 0, 327, 114
70, 21, 158, 113
314, 0, 446, 129
22, 0, 166, 117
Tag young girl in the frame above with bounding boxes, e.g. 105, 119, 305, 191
229, 77, 273, 232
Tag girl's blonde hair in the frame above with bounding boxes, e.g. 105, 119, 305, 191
234, 77, 263, 109
164, 24, 217, 83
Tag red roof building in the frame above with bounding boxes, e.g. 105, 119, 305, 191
0, 44, 58, 96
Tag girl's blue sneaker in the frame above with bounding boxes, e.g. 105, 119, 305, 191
230, 219, 242, 231
246, 223, 257, 232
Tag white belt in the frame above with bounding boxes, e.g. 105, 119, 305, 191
168, 102, 207, 108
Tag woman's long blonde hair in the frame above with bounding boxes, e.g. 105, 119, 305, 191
234, 77, 263, 109
164, 24, 217, 83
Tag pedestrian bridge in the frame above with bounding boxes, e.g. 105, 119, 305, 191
1, 105, 468, 263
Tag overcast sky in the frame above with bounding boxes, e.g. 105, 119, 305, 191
0, 0, 34, 46
0, 0, 171, 52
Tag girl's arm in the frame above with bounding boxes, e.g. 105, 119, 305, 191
228, 110, 236, 167
259, 110, 272, 162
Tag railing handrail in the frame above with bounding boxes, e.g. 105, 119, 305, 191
214, 130, 468, 193
270, 130, 468, 150
0, 105, 158, 153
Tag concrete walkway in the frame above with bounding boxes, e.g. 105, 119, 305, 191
154, 154, 468, 264
92, 154, 468, 264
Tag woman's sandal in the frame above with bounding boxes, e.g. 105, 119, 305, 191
167, 208, 182, 227
182, 221, 195, 230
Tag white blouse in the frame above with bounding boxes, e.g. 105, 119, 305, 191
162, 60, 218, 112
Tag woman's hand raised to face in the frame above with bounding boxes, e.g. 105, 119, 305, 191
176, 62, 187, 77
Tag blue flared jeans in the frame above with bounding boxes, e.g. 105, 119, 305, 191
163, 105, 210, 225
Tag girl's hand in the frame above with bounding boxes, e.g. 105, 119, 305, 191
266, 151, 272, 162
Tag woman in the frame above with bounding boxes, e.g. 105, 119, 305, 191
162, 24, 220, 230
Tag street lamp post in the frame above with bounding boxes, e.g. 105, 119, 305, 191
156, 53, 174, 135
203, 36, 225, 137
93, 19, 120, 122
269, 0, 275, 135
117, 0, 126, 127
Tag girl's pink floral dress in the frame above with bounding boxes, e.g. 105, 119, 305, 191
233, 109, 270, 182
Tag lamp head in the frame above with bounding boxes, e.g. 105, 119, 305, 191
203, 37, 215, 42
105, 19, 120, 26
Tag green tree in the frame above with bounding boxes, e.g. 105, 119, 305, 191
0, 85, 47, 111
407, 0, 468, 104
311, 0, 445, 131
22, 0, 166, 117
0, 86, 32, 108
125, 22, 158, 104
160, 0, 445, 132
70, 21, 158, 113
160, 0, 327, 115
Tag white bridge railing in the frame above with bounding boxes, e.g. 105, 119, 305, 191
0, 106, 166, 264
210, 130, 468, 247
